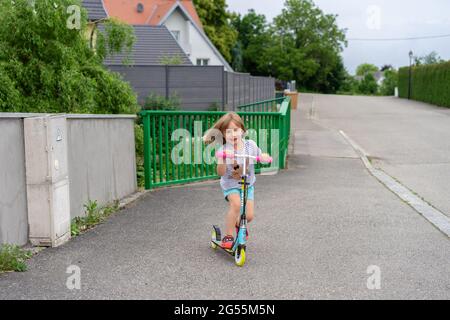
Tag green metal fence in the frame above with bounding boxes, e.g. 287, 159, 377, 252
237, 97, 285, 113
140, 97, 291, 190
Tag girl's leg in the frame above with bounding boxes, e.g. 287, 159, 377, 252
225, 194, 241, 236
236, 200, 254, 227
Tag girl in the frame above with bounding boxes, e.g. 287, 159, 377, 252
204, 112, 271, 249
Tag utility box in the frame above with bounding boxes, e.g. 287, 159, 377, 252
24, 115, 71, 247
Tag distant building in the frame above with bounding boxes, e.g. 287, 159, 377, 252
98, 0, 233, 71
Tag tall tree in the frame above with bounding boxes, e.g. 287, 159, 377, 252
193, 0, 237, 63
414, 51, 445, 66
262, 0, 347, 92
356, 63, 379, 76
231, 10, 270, 74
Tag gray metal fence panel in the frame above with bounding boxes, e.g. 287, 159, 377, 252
109, 65, 166, 104
109, 66, 274, 111
168, 66, 224, 111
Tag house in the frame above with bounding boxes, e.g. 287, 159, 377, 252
101, 0, 233, 71
354, 71, 385, 86
373, 71, 385, 86
82, 0, 190, 67
82, 0, 108, 21
99, 25, 192, 66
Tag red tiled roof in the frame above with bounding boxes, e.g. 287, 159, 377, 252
102, 0, 203, 28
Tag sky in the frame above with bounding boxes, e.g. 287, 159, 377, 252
227, 0, 450, 74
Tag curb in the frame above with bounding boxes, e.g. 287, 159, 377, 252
339, 130, 450, 238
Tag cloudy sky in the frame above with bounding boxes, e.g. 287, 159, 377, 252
227, 0, 450, 74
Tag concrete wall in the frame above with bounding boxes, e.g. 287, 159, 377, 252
67, 116, 137, 219
0, 114, 137, 245
0, 117, 28, 246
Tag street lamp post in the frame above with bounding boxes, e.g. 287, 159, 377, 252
408, 50, 413, 100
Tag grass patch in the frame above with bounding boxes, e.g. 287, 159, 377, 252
0, 244, 33, 273
71, 200, 120, 237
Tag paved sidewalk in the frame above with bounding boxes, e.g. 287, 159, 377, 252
1, 98, 449, 299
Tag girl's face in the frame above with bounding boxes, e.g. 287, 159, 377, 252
224, 121, 244, 145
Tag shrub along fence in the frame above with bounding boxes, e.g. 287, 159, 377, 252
140, 97, 291, 190
398, 61, 450, 108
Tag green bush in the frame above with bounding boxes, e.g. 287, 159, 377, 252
358, 74, 378, 95
142, 92, 181, 111
379, 69, 398, 96
71, 200, 120, 237
398, 61, 450, 108
135, 124, 145, 188
0, 0, 138, 114
0, 244, 32, 273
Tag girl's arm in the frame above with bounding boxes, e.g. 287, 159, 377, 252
217, 149, 233, 176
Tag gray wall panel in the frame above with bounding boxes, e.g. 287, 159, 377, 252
67, 118, 137, 219
109, 66, 274, 111
0, 119, 28, 246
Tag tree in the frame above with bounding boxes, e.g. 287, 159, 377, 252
193, 0, 237, 63
414, 51, 445, 66
231, 9, 270, 75
356, 63, 379, 76
379, 68, 398, 96
358, 73, 378, 95
0, 0, 137, 114
262, 0, 347, 93
380, 64, 393, 72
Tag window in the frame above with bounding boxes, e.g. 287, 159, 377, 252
196, 58, 209, 66
171, 30, 180, 41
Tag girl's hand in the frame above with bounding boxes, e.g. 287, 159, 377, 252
218, 149, 235, 164
224, 149, 235, 159
260, 153, 272, 163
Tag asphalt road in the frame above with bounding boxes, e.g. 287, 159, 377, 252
302, 94, 450, 218
0, 94, 449, 299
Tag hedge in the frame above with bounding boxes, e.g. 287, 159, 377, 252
398, 61, 450, 108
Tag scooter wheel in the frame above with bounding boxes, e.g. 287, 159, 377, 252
211, 230, 218, 250
235, 247, 246, 267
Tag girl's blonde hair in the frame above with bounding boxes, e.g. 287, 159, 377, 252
203, 112, 246, 145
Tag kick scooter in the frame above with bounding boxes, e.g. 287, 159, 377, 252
211, 149, 272, 267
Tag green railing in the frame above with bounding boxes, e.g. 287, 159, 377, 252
140, 97, 291, 190
237, 97, 285, 112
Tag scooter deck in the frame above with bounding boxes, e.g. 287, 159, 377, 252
211, 240, 235, 255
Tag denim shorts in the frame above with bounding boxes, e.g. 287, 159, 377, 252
223, 186, 255, 202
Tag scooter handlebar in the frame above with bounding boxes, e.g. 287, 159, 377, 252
216, 151, 273, 164
256, 156, 273, 164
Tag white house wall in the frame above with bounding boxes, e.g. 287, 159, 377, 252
188, 21, 225, 68
163, 8, 229, 70
164, 9, 191, 55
